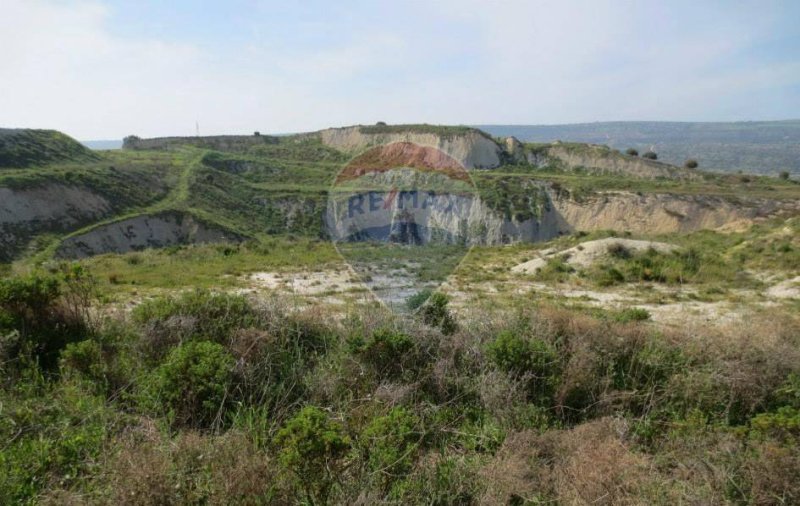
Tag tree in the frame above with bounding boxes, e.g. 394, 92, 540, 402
642, 151, 658, 160
625, 148, 639, 156
779, 171, 790, 181
684, 159, 699, 169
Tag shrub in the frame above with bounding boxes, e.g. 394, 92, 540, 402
607, 242, 631, 259
642, 151, 658, 160
684, 159, 699, 169
613, 307, 651, 323
0, 382, 112, 502
354, 328, 417, 380
142, 341, 235, 428
360, 407, 420, 492
133, 290, 258, 359
487, 331, 559, 405
625, 148, 639, 156
274, 406, 350, 503
419, 292, 457, 335
406, 289, 433, 311
779, 171, 790, 180
0, 271, 86, 370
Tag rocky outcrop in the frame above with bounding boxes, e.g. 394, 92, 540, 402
549, 191, 775, 234
544, 144, 699, 180
320, 126, 504, 169
0, 184, 112, 260
55, 211, 244, 259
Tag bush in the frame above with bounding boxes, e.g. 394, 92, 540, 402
613, 307, 651, 323
274, 406, 351, 503
419, 292, 457, 335
353, 328, 417, 380
642, 151, 658, 160
142, 341, 235, 428
360, 407, 420, 492
487, 331, 559, 404
133, 290, 257, 359
0, 271, 86, 370
625, 148, 639, 156
779, 171, 790, 180
0, 381, 112, 502
406, 289, 433, 311
684, 159, 699, 169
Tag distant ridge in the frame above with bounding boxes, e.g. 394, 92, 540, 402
476, 120, 800, 175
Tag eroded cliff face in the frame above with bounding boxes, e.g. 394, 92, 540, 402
55, 212, 243, 259
548, 191, 775, 235
0, 184, 112, 260
320, 127, 504, 169
545, 145, 700, 180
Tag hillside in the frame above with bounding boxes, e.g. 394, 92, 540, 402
2, 123, 800, 505
0, 128, 98, 168
478, 120, 800, 176
1, 124, 798, 263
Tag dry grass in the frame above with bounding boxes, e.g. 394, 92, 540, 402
481, 418, 655, 505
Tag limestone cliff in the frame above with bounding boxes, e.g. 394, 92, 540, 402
320, 125, 504, 169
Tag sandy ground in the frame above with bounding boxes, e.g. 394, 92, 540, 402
512, 238, 679, 274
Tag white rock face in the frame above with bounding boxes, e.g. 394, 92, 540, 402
55, 212, 242, 259
320, 126, 503, 169
549, 191, 769, 234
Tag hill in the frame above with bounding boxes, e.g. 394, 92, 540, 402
0, 128, 99, 168
477, 120, 800, 176
1, 123, 798, 263
2, 123, 800, 505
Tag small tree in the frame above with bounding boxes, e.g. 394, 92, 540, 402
642, 151, 658, 160
625, 148, 639, 156
684, 159, 699, 169
779, 171, 790, 181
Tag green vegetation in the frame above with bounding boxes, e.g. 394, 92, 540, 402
358, 123, 491, 139
2, 266, 799, 503
3, 125, 800, 504
0, 128, 98, 168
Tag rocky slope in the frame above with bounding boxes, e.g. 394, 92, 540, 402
56, 211, 243, 259
0, 184, 112, 260
544, 143, 700, 180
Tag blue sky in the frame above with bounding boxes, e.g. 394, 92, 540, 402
2, 0, 799, 139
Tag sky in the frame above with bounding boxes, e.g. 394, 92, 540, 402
2, 0, 799, 139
